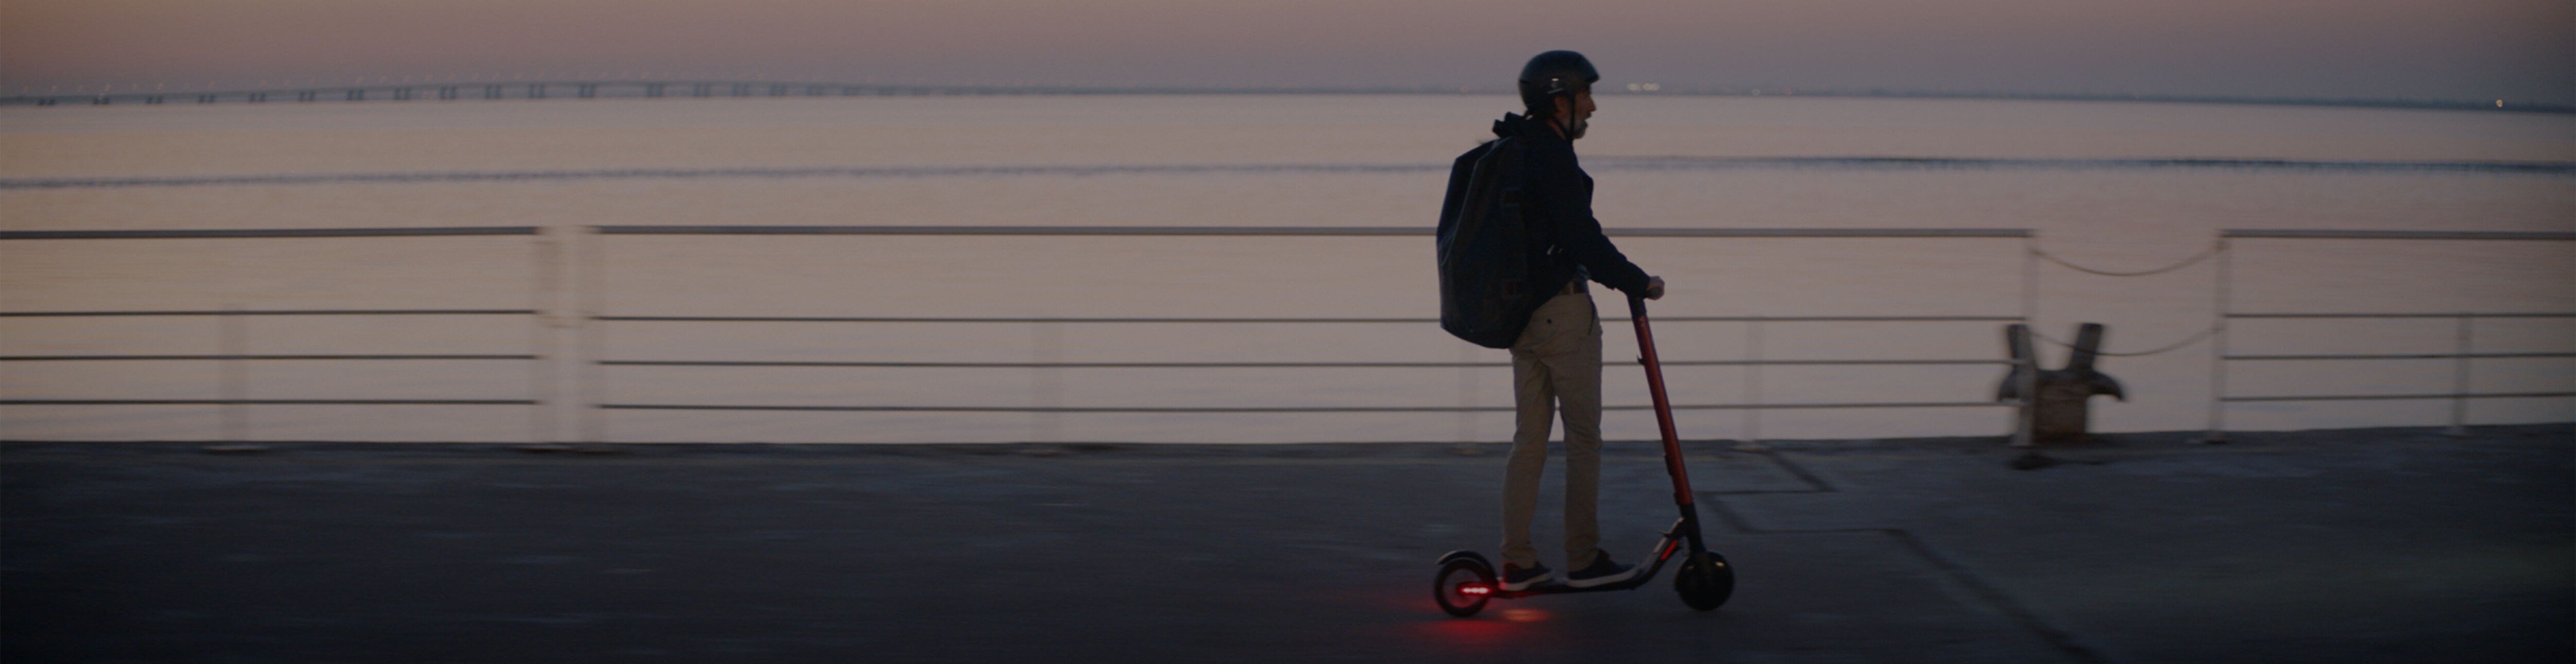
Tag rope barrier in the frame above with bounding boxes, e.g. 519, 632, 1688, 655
2030, 243, 2220, 277
2032, 326, 2217, 357
2019, 240, 2226, 357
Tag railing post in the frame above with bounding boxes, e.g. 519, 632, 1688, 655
2449, 313, 2472, 436
530, 226, 559, 444
578, 226, 606, 443
1457, 343, 1477, 442
2020, 235, 2040, 326
221, 303, 246, 442
2008, 324, 2037, 448
2204, 239, 2231, 444
2016, 235, 2042, 448
1737, 317, 1767, 452
1032, 320, 1062, 442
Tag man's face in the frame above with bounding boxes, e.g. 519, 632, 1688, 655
1552, 89, 1596, 140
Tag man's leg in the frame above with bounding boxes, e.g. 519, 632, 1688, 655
1540, 295, 1606, 568
1501, 326, 1558, 570
1505, 290, 1594, 570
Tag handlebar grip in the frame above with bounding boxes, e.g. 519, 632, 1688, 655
1627, 293, 1648, 318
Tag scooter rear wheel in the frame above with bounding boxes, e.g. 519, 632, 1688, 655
1675, 550, 1735, 611
1433, 557, 1496, 617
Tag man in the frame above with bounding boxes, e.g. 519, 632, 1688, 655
1495, 50, 1667, 592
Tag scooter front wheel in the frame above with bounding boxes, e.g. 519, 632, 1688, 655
1433, 557, 1497, 617
1675, 550, 1735, 611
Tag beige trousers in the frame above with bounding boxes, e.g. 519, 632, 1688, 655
1500, 287, 1605, 570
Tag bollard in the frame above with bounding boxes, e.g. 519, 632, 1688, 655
1997, 323, 2126, 445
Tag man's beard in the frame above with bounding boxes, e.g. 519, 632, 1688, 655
1563, 114, 1588, 140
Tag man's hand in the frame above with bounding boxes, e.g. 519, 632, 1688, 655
1645, 276, 1666, 300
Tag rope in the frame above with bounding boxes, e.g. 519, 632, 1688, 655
2031, 326, 2217, 357
2030, 243, 2221, 277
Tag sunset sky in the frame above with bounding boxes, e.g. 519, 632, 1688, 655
4, 0, 2571, 104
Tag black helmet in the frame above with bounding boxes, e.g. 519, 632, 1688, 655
1517, 50, 1598, 117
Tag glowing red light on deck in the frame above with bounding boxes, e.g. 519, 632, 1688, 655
1460, 585, 1490, 595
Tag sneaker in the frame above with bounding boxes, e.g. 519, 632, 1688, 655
1500, 561, 1554, 591
1565, 550, 1638, 588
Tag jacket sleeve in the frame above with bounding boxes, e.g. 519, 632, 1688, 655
1532, 154, 1653, 295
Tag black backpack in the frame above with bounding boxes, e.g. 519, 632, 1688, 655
1436, 134, 1539, 349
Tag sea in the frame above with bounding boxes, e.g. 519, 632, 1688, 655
2, 94, 2570, 443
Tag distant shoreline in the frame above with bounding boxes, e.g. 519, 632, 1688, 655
6, 158, 2570, 192
4, 81, 2569, 115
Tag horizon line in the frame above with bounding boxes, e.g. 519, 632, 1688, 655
6, 158, 2567, 191
3, 80, 2568, 115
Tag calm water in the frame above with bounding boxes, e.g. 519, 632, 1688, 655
3, 95, 2571, 442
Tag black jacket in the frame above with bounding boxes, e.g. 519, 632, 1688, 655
1495, 113, 1653, 297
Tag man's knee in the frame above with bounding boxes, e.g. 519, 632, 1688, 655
1560, 424, 1603, 452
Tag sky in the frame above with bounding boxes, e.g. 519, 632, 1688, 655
4, 0, 2571, 104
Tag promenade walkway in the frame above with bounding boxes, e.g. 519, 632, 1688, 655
5, 424, 2568, 662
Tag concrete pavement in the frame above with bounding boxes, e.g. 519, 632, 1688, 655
5, 424, 2569, 662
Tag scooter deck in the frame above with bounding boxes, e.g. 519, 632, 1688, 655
1492, 574, 1653, 598
1486, 528, 1691, 598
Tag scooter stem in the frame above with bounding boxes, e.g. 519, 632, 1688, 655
1628, 294, 1695, 506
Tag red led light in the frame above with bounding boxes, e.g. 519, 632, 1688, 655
1460, 585, 1490, 595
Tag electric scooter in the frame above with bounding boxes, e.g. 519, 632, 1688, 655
1432, 294, 1736, 616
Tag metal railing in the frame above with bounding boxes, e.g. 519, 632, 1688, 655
2207, 229, 2576, 440
0, 227, 558, 441
581, 226, 2030, 444
12, 224, 2569, 443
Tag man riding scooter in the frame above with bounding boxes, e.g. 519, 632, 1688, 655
1488, 50, 1668, 592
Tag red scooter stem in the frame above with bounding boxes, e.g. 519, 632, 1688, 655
1628, 294, 1695, 506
